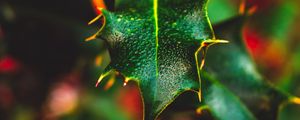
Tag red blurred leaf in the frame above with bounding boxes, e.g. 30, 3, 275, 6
243, 26, 267, 55
243, 27, 287, 79
0, 56, 20, 73
117, 83, 143, 120
91, 0, 106, 14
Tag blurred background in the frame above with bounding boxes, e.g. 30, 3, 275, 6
0, 0, 300, 120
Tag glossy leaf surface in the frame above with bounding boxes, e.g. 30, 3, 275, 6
93, 0, 215, 119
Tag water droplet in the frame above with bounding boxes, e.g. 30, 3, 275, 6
123, 82, 127, 86
172, 22, 177, 27
123, 77, 130, 87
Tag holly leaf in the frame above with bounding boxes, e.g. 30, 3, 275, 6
88, 0, 225, 119
201, 72, 256, 120
157, 74, 256, 120
203, 16, 300, 119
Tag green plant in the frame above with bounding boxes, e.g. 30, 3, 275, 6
88, 0, 300, 120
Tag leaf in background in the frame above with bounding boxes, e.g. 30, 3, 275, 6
243, 1, 297, 80
278, 102, 300, 120
89, 0, 225, 119
201, 72, 256, 120
80, 79, 133, 120
262, 2, 300, 98
247, 1, 296, 41
203, 16, 300, 119
207, 0, 238, 24
277, 48, 300, 97
158, 76, 256, 120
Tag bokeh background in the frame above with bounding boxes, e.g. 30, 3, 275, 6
1, 0, 300, 120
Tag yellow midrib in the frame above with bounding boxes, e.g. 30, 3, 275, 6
154, 0, 159, 77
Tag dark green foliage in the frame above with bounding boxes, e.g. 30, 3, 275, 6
90, 0, 300, 120
94, 0, 215, 119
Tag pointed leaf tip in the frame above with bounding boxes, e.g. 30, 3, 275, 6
86, 11, 107, 42
123, 77, 130, 87
198, 90, 202, 102
85, 34, 97, 42
290, 97, 300, 105
196, 105, 209, 115
95, 70, 114, 87
203, 39, 229, 45
97, 7, 104, 11
88, 14, 103, 25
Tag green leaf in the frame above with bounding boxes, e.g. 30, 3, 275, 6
203, 16, 299, 119
90, 0, 217, 119
249, 2, 297, 41
278, 102, 300, 120
207, 0, 237, 24
277, 48, 300, 97
202, 72, 256, 120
